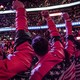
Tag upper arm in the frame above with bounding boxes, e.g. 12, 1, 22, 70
50, 41, 64, 59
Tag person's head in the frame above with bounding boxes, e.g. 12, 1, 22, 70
32, 35, 49, 57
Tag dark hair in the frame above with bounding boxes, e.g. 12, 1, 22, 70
32, 35, 48, 56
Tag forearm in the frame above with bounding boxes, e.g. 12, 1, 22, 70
46, 17, 64, 58
46, 17, 60, 37
65, 35, 75, 58
65, 19, 72, 36
62, 13, 75, 57
14, 8, 32, 51
41, 11, 61, 42
15, 8, 28, 31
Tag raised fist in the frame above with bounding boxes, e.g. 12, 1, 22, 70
12, 0, 24, 10
62, 12, 70, 20
41, 10, 49, 19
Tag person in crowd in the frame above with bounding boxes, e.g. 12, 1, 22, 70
0, 0, 34, 80
61, 12, 76, 80
30, 10, 65, 80
63, 13, 80, 80
30, 10, 76, 80
62, 12, 80, 80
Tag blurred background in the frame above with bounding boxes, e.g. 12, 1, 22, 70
0, 0, 80, 80
0, 0, 80, 42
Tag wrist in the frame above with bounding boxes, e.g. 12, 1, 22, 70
16, 7, 25, 11
45, 17, 52, 21
15, 3, 24, 10
65, 19, 71, 22
16, 8, 26, 17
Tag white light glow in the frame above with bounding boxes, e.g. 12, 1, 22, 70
0, 5, 4, 8
49, 12, 62, 16
0, 10, 15, 14
0, 22, 80, 32
76, 37, 80, 40
63, 30, 66, 32
0, 1, 80, 14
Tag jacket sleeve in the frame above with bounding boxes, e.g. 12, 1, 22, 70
46, 17, 64, 59
65, 37, 75, 58
62, 13, 75, 58
0, 42, 34, 80
65, 20, 75, 58
47, 17, 60, 37
14, 8, 32, 51
30, 15, 65, 80
0, 8, 34, 80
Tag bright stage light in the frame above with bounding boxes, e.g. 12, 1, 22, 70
49, 12, 62, 16
0, 1, 80, 14
76, 37, 80, 40
0, 22, 80, 32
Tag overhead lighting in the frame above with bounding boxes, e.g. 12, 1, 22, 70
0, 22, 80, 31
49, 12, 62, 16
26, 1, 80, 11
76, 37, 80, 40
0, 5, 4, 9
0, 1, 80, 14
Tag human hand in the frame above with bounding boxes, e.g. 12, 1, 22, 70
41, 10, 49, 19
61, 12, 70, 20
12, 0, 24, 10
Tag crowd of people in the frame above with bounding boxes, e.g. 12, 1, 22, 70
0, 0, 80, 27
0, 0, 79, 9
0, 0, 80, 80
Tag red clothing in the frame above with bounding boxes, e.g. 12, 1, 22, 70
0, 8, 34, 80
30, 18, 65, 80
65, 40, 75, 58
63, 19, 75, 80
74, 41, 80, 79
30, 39, 75, 80
30, 41, 64, 80
0, 42, 34, 80
30, 17, 75, 80
75, 49, 80, 79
